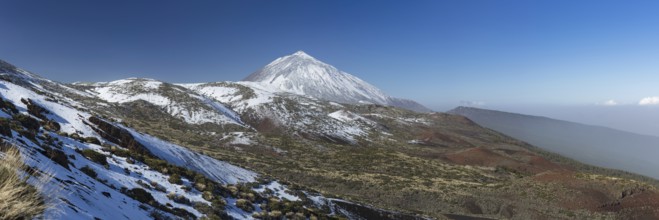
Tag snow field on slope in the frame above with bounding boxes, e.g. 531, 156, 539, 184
125, 126, 257, 184
89, 79, 243, 125
254, 181, 300, 201
0, 80, 257, 218
0, 81, 100, 138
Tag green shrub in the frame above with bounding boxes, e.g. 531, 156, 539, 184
195, 201, 227, 219
12, 114, 40, 131
211, 198, 227, 209
0, 118, 13, 137
110, 146, 131, 158
167, 193, 192, 205
235, 199, 253, 212
170, 207, 196, 219
150, 181, 167, 193
80, 165, 97, 178
81, 149, 108, 166
24, 98, 49, 120
202, 191, 214, 201
42, 147, 69, 170
43, 120, 60, 132
84, 137, 101, 145
0, 99, 18, 114
126, 188, 154, 204
168, 173, 183, 185
136, 180, 152, 190
268, 210, 283, 218
144, 158, 167, 170
17, 130, 36, 141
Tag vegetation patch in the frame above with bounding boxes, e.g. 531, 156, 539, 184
0, 118, 13, 137
80, 165, 97, 178
80, 149, 108, 166
0, 146, 48, 219
13, 114, 40, 131
41, 146, 70, 170
168, 173, 183, 185
22, 98, 49, 121
126, 188, 155, 204
0, 98, 18, 115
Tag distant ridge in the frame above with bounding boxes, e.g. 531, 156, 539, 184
449, 106, 659, 180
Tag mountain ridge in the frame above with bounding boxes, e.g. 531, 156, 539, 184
448, 106, 659, 180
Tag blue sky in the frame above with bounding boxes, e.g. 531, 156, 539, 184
1, 0, 659, 110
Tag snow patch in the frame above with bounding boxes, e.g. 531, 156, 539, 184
254, 181, 300, 201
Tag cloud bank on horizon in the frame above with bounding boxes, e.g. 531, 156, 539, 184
639, 97, 659, 105
600, 99, 618, 106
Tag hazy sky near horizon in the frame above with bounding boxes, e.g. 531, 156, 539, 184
1, 0, 659, 110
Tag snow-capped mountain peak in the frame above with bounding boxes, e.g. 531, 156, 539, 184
292, 50, 314, 59
244, 51, 391, 105
243, 51, 431, 112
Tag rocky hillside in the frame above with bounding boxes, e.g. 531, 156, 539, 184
0, 60, 421, 220
3, 57, 659, 219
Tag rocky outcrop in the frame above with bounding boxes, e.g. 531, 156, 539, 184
87, 116, 152, 156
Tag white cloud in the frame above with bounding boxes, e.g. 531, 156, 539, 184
639, 97, 659, 105
601, 99, 618, 106
460, 100, 485, 106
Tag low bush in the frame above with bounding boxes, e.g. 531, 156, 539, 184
126, 188, 155, 204
110, 146, 131, 158
80, 166, 97, 178
12, 114, 40, 131
0, 99, 18, 114
150, 181, 167, 193
24, 98, 49, 120
167, 193, 192, 205
81, 149, 108, 166
83, 137, 101, 145
43, 147, 70, 170
168, 173, 182, 185
0, 118, 13, 137
43, 120, 60, 132
235, 199, 254, 212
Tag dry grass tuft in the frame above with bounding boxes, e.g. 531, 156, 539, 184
0, 147, 49, 220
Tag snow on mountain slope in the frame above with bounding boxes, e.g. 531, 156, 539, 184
185, 81, 378, 144
181, 81, 280, 113
243, 51, 431, 112
75, 78, 244, 125
126, 127, 256, 184
0, 79, 99, 138
0, 68, 330, 219
0, 79, 205, 219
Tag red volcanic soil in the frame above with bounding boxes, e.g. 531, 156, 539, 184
445, 147, 659, 218
444, 147, 564, 175
597, 189, 659, 219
